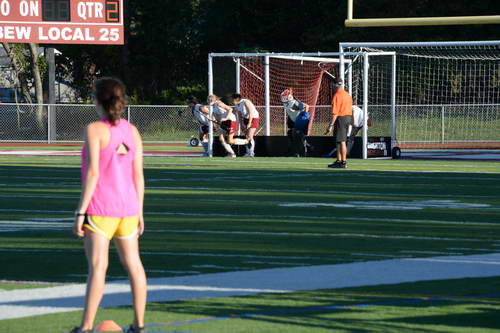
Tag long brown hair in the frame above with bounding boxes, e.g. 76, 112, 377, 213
94, 77, 126, 125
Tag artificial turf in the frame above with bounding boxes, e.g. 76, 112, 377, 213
0, 155, 499, 332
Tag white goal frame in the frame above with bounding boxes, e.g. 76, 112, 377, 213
340, 40, 500, 153
208, 51, 396, 159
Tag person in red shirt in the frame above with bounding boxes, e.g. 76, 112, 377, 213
324, 79, 353, 168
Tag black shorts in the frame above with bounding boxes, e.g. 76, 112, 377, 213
200, 125, 209, 135
333, 116, 352, 143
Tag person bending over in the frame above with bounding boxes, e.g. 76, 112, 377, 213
231, 93, 259, 157
187, 96, 212, 156
281, 88, 309, 157
208, 94, 238, 158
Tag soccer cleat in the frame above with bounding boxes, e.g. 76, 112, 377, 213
340, 161, 347, 169
69, 327, 93, 333
125, 325, 146, 333
327, 160, 342, 168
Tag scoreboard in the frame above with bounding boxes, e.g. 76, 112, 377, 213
0, 0, 123, 44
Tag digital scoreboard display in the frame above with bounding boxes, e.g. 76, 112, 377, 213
0, 0, 123, 44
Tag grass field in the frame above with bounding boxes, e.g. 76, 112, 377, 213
0, 153, 499, 332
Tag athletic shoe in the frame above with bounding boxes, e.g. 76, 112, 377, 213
243, 153, 254, 157
125, 325, 145, 333
327, 160, 342, 168
69, 327, 93, 333
340, 161, 347, 169
226, 153, 236, 158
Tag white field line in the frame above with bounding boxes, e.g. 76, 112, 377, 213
146, 270, 200, 274
149, 185, 499, 199
146, 228, 497, 242
1, 252, 500, 320
0, 280, 64, 286
400, 250, 463, 255
0, 248, 322, 260
0, 176, 75, 180
407, 258, 500, 265
1, 193, 498, 214
244, 261, 312, 266
67, 274, 128, 279
1, 169, 499, 182
0, 209, 498, 227
3, 217, 498, 244
447, 248, 493, 251
146, 157, 500, 169
279, 200, 496, 211
5, 181, 498, 200
192, 265, 251, 270
7, 181, 483, 201
2, 221, 496, 243
351, 253, 411, 258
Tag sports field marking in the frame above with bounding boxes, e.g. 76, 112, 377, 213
351, 253, 411, 258
149, 185, 499, 199
0, 280, 64, 286
192, 265, 251, 270
0, 210, 498, 227
146, 270, 200, 274
141, 251, 321, 260
4, 222, 495, 244
149, 170, 500, 181
0, 183, 77, 188
280, 199, 494, 210
145, 228, 500, 242
407, 257, 500, 265
147, 157, 500, 169
400, 250, 463, 255
67, 274, 128, 279
0, 248, 322, 260
0, 221, 71, 232
244, 261, 312, 266
447, 247, 493, 251
2, 193, 498, 213
7, 181, 499, 200
1, 252, 499, 320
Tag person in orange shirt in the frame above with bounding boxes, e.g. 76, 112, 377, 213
324, 79, 353, 168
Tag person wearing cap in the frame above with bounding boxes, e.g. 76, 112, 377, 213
280, 88, 309, 157
324, 79, 353, 168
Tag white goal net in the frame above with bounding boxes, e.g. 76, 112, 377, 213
341, 41, 500, 151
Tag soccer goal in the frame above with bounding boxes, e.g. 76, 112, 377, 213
208, 51, 396, 158
340, 41, 500, 152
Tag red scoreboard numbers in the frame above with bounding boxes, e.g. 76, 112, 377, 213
0, 0, 124, 44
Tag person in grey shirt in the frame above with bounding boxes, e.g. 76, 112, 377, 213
281, 88, 309, 156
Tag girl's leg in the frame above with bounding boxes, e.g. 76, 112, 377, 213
246, 128, 256, 156
81, 231, 110, 330
220, 134, 235, 156
114, 236, 147, 328
227, 133, 235, 145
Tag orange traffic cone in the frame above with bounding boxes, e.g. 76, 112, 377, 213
95, 320, 122, 332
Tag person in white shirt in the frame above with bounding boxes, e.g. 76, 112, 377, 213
207, 94, 237, 158
231, 93, 259, 157
187, 96, 211, 155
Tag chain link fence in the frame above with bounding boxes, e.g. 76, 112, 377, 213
0, 104, 199, 143
0, 103, 499, 145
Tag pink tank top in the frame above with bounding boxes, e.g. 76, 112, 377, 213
81, 119, 139, 217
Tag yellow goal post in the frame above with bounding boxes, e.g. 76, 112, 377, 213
345, 0, 500, 27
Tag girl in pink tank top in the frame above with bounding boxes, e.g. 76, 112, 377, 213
72, 78, 147, 333
81, 118, 139, 217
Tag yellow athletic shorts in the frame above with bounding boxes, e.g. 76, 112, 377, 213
84, 215, 139, 240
